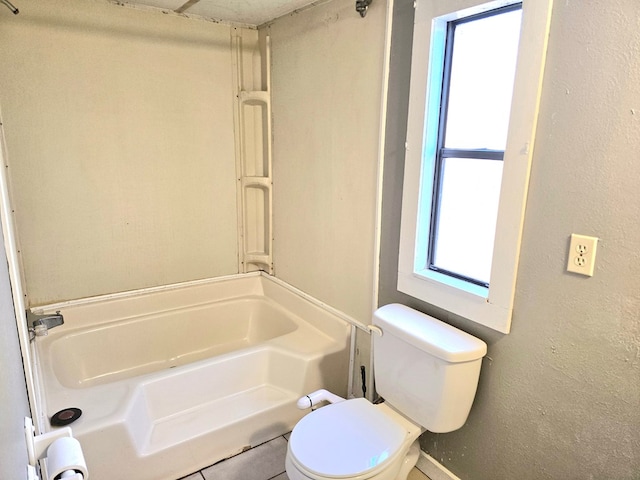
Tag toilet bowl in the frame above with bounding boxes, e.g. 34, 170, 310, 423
286, 398, 422, 480
285, 304, 487, 480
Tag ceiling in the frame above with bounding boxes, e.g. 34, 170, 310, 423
119, 0, 320, 26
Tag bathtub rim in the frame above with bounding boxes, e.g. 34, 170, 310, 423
30, 272, 370, 333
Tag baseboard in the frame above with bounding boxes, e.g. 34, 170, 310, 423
416, 450, 461, 480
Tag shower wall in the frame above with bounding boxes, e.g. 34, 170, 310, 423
267, 0, 387, 324
0, 0, 242, 306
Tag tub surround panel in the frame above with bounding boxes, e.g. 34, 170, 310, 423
0, 0, 240, 305
268, 0, 387, 324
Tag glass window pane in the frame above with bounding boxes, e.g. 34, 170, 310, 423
432, 158, 503, 284
444, 9, 522, 150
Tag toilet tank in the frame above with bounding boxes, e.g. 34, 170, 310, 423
373, 304, 487, 433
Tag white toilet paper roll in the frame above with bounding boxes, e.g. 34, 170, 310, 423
46, 437, 88, 480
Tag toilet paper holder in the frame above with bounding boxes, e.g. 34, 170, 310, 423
24, 417, 85, 480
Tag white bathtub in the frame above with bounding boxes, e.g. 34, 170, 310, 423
32, 273, 351, 480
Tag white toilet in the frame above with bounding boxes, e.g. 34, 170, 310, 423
285, 303, 487, 480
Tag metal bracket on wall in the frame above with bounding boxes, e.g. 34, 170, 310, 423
355, 0, 372, 17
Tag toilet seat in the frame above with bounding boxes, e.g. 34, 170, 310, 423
288, 398, 409, 479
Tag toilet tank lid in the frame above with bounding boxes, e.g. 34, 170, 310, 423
373, 304, 487, 363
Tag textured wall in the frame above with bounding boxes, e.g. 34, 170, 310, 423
268, 0, 386, 324
0, 0, 239, 306
0, 227, 29, 478
379, 0, 640, 478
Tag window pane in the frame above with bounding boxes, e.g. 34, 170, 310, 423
444, 9, 522, 150
432, 158, 503, 284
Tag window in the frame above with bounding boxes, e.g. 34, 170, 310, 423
398, 0, 553, 333
430, 5, 521, 288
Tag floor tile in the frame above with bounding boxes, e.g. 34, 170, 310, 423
178, 432, 429, 480
178, 473, 204, 480
269, 474, 289, 480
201, 437, 288, 480
409, 468, 431, 480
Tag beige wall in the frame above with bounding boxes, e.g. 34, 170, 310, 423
267, 0, 386, 324
0, 0, 240, 306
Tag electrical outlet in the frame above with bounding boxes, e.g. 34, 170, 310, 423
566, 234, 598, 276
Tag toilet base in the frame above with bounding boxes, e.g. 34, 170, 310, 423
395, 440, 420, 480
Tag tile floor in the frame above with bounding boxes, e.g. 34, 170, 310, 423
178, 434, 431, 480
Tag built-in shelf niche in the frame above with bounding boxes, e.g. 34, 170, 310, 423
233, 30, 273, 274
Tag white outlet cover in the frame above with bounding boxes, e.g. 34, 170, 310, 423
567, 233, 598, 276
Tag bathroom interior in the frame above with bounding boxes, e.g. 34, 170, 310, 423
1, 0, 639, 479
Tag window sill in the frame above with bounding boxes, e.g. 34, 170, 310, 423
397, 270, 511, 333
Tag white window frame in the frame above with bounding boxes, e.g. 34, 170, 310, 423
398, 0, 553, 333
